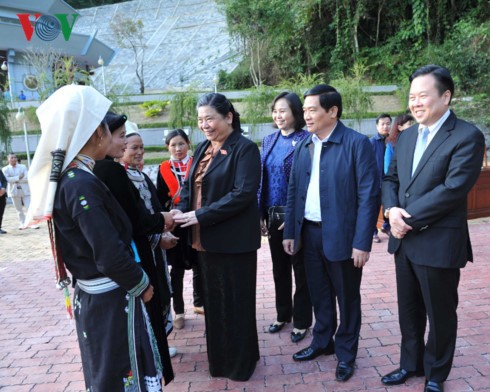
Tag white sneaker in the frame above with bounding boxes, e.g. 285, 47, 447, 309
168, 347, 177, 358
30, 225, 40, 229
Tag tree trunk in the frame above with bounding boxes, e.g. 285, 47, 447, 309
375, 0, 386, 47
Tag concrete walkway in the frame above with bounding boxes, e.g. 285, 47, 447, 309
1, 203, 489, 392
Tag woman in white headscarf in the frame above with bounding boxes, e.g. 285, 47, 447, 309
26, 85, 165, 392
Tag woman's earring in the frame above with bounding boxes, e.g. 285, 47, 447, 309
98, 136, 102, 147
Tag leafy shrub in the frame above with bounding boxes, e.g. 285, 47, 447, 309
330, 62, 373, 125
218, 63, 252, 90
242, 85, 277, 139
140, 100, 169, 117
278, 73, 326, 98
169, 89, 198, 139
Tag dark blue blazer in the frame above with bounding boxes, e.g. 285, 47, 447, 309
258, 129, 308, 216
382, 111, 485, 268
284, 121, 379, 261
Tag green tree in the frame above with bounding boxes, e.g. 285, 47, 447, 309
330, 62, 373, 128
242, 85, 276, 139
23, 48, 63, 102
22, 48, 91, 102
433, 19, 490, 93
217, 0, 276, 86
278, 73, 326, 98
216, 0, 490, 89
169, 89, 198, 140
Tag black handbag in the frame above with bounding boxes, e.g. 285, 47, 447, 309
268, 206, 286, 230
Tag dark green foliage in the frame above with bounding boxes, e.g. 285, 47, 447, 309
216, 0, 489, 91
65, 0, 125, 9
432, 19, 490, 94
218, 65, 252, 90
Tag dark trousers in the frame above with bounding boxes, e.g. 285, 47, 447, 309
198, 251, 259, 381
302, 221, 363, 363
171, 263, 203, 314
268, 222, 312, 329
395, 242, 460, 382
0, 196, 5, 228
373, 193, 390, 235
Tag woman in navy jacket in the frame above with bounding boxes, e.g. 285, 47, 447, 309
258, 92, 312, 343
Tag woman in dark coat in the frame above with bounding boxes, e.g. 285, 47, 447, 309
173, 93, 261, 381
93, 113, 175, 386
156, 129, 203, 330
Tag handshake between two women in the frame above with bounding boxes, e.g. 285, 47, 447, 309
161, 210, 198, 230
159, 210, 197, 250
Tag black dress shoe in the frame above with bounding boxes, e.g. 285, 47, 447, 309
268, 321, 286, 333
425, 380, 444, 392
292, 344, 333, 361
336, 361, 354, 382
290, 329, 307, 343
381, 368, 424, 385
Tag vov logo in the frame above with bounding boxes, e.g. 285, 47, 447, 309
17, 14, 79, 42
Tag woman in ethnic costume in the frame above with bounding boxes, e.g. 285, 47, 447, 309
118, 125, 181, 344
93, 116, 175, 383
172, 93, 261, 381
25, 85, 163, 391
156, 129, 203, 330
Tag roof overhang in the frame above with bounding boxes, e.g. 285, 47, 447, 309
0, 0, 114, 67
0, 0, 76, 15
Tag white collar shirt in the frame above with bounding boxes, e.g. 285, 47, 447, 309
304, 125, 336, 221
423, 109, 451, 146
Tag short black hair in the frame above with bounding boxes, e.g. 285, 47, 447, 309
409, 64, 454, 104
376, 113, 392, 124
271, 92, 306, 130
197, 93, 241, 132
304, 84, 343, 118
165, 128, 190, 146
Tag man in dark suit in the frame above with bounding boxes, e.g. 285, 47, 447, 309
381, 65, 485, 392
283, 84, 379, 382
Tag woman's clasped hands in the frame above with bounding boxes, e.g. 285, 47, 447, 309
170, 209, 198, 228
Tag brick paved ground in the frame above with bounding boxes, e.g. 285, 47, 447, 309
1, 203, 489, 392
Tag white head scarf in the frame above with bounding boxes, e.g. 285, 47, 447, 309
125, 120, 140, 137
25, 85, 112, 225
